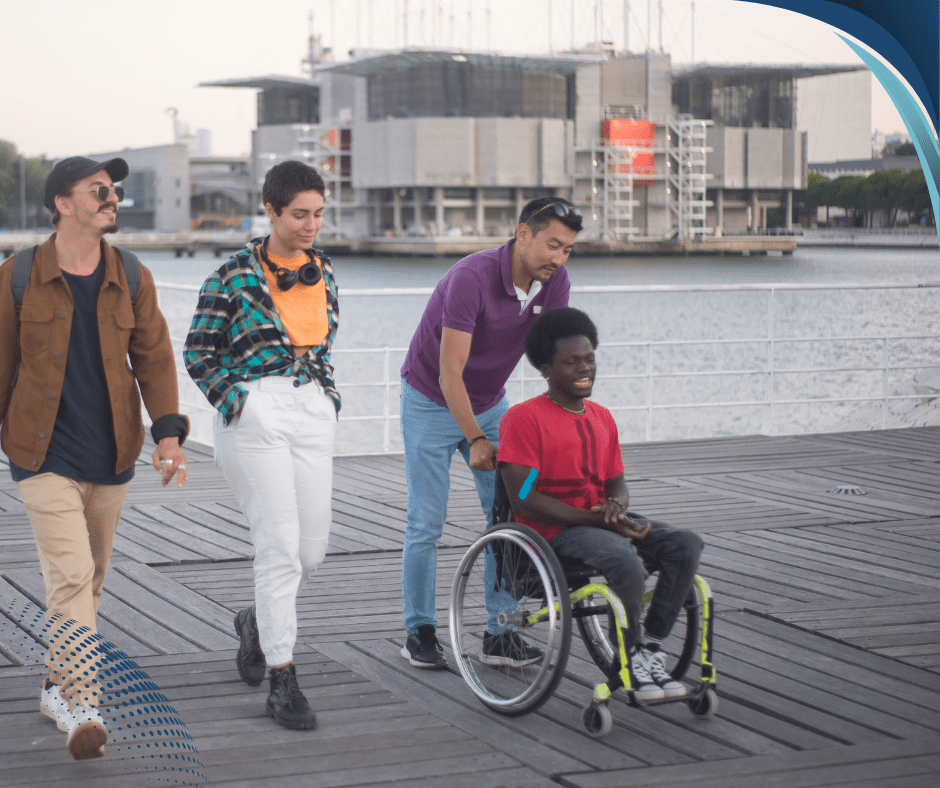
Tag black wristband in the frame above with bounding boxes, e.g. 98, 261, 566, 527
468, 435, 488, 448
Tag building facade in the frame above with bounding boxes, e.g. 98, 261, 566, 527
202, 49, 870, 243
85, 144, 190, 232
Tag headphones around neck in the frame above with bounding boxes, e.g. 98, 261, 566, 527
259, 236, 322, 291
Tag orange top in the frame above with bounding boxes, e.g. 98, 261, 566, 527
262, 248, 328, 348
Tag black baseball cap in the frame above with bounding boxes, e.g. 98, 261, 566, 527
44, 156, 129, 211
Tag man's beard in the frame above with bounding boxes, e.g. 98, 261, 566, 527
103, 221, 119, 234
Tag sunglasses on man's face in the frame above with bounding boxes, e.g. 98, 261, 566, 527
531, 202, 582, 221
81, 185, 125, 202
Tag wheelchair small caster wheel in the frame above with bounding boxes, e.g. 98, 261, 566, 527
688, 687, 718, 718
582, 701, 613, 737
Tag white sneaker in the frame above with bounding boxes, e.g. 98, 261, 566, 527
66, 705, 107, 761
629, 647, 665, 702
642, 644, 686, 698
40, 680, 70, 732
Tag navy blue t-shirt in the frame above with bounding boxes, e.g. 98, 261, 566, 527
11, 258, 135, 485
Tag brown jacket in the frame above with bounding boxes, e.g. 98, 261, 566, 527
0, 235, 182, 474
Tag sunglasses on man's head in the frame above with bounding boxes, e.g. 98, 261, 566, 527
80, 185, 125, 202
530, 202, 581, 221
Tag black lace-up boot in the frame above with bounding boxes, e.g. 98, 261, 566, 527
266, 664, 317, 730
234, 607, 266, 686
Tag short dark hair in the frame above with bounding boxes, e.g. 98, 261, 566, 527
525, 307, 599, 369
518, 197, 583, 236
262, 160, 325, 215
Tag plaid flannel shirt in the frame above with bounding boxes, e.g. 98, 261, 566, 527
184, 242, 340, 424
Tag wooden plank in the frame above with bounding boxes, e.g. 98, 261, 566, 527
127, 504, 253, 558
110, 564, 238, 650
317, 640, 615, 775
561, 735, 940, 788
723, 611, 940, 693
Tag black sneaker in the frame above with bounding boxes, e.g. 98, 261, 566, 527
266, 664, 317, 730
401, 624, 447, 669
480, 631, 543, 667
234, 606, 266, 686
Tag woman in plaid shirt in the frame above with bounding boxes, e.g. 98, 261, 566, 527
184, 161, 339, 732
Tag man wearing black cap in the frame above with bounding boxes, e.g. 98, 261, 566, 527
0, 157, 190, 760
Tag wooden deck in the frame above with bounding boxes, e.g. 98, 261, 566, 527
2, 427, 940, 787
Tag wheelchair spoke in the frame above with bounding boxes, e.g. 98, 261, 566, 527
449, 525, 572, 716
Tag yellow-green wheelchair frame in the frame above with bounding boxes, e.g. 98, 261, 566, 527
449, 523, 717, 737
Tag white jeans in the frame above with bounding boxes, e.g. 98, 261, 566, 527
214, 376, 336, 666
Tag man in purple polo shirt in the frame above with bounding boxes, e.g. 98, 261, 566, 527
399, 197, 583, 668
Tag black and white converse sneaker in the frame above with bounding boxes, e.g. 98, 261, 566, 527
639, 643, 686, 698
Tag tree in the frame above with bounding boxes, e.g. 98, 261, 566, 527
883, 140, 917, 157
0, 139, 51, 229
899, 169, 933, 226
830, 175, 868, 226
865, 169, 906, 227
804, 172, 834, 224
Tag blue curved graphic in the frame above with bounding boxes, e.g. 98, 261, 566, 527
2, 597, 206, 785
738, 0, 939, 241
839, 37, 940, 244
737, 1, 938, 134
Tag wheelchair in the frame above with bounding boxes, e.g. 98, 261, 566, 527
448, 485, 717, 737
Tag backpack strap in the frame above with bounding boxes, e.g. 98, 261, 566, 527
11, 246, 36, 313
114, 246, 141, 305
11, 244, 140, 311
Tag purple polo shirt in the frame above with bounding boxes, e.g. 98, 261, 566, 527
401, 239, 570, 413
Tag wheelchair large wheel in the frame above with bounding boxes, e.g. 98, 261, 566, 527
576, 580, 702, 682
449, 524, 572, 716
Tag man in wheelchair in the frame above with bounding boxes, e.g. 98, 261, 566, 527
496, 308, 704, 701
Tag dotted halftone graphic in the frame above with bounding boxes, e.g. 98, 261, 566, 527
2, 596, 206, 786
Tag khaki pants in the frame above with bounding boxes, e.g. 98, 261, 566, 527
18, 473, 129, 710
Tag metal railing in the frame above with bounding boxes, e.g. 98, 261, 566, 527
155, 281, 940, 455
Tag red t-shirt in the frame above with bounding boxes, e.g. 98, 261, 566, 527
497, 394, 625, 542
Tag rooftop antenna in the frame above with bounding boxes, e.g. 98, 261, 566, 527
403, 0, 409, 47
691, 0, 695, 61
647, 0, 651, 51
165, 107, 180, 142
486, 0, 491, 51
595, 0, 600, 49
624, 1, 630, 52
571, 0, 574, 50
658, 0, 663, 51
330, 0, 336, 57
301, 11, 323, 74
548, 0, 553, 54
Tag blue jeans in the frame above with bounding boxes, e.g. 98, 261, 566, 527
551, 516, 703, 651
400, 379, 509, 634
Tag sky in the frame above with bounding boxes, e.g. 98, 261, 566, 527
0, 0, 909, 160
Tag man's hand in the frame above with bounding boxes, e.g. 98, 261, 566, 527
469, 436, 497, 471
615, 514, 650, 540
591, 499, 650, 540
151, 437, 188, 488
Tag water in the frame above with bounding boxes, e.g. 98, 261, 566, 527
146, 245, 940, 453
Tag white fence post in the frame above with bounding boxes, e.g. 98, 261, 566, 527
383, 347, 391, 454
646, 341, 653, 442
882, 337, 889, 430
763, 288, 776, 435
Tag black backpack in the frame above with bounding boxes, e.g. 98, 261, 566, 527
12, 245, 140, 311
